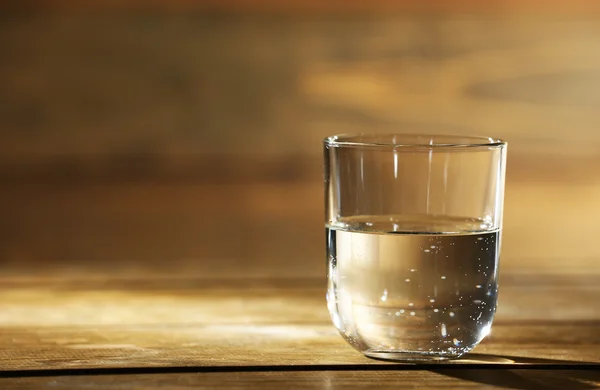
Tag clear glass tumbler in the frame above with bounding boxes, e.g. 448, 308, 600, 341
324, 134, 507, 361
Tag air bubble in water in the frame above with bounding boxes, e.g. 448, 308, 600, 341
380, 289, 388, 302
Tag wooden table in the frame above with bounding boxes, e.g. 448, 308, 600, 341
0, 182, 598, 388
0, 272, 597, 389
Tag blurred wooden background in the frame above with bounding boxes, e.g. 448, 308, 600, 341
1, 1, 600, 279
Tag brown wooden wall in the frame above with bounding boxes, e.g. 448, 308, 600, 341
1, 3, 599, 278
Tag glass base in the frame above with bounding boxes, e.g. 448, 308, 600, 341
364, 350, 465, 362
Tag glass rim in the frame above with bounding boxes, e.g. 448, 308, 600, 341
324, 133, 506, 149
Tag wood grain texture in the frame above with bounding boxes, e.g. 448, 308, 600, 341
2, 370, 600, 390
2, 14, 600, 277
2, 14, 600, 161
8, 0, 600, 14
0, 182, 599, 277
0, 275, 597, 372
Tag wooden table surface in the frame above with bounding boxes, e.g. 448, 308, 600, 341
0, 181, 599, 389
0, 271, 597, 389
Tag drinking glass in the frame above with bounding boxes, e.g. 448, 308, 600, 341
324, 134, 507, 361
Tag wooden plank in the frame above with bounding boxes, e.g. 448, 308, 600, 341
1, 370, 597, 390
0, 318, 596, 370
6, 0, 600, 14
0, 153, 598, 185
0, 182, 599, 277
0, 274, 598, 326
2, 14, 600, 163
0, 275, 597, 371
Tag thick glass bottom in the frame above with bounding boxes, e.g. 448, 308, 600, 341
364, 349, 467, 362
